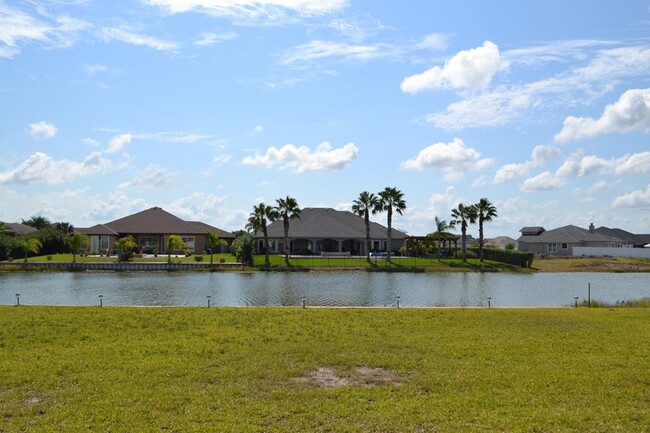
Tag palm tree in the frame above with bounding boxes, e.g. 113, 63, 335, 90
246, 203, 279, 266
433, 216, 456, 260
376, 187, 407, 261
67, 232, 89, 263
115, 235, 136, 261
450, 203, 477, 263
352, 191, 380, 260
474, 198, 498, 262
21, 215, 51, 230
206, 230, 227, 266
275, 196, 301, 265
167, 235, 185, 264
18, 237, 42, 262
55, 222, 74, 236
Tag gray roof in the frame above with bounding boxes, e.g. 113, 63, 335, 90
518, 225, 623, 244
78, 207, 234, 237
595, 226, 648, 247
520, 226, 545, 236
1, 222, 37, 236
262, 207, 407, 240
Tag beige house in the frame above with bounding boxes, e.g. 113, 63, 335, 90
517, 224, 630, 256
78, 207, 234, 255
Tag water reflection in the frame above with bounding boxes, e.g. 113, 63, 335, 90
1, 271, 648, 307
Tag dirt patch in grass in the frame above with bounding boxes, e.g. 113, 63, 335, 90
296, 367, 401, 388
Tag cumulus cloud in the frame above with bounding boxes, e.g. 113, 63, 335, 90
615, 151, 650, 176
401, 41, 502, 93
144, 0, 348, 23
0, 152, 112, 185
521, 171, 564, 191
555, 88, 650, 142
400, 138, 494, 180
100, 27, 180, 52
493, 145, 561, 184
612, 185, 650, 208
82, 138, 100, 146
118, 164, 176, 189
107, 133, 132, 153
27, 121, 58, 139
242, 141, 358, 173
167, 192, 228, 222
555, 150, 611, 178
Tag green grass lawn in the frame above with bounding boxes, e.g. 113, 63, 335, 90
1, 307, 648, 432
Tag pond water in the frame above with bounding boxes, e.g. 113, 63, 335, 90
1, 271, 649, 307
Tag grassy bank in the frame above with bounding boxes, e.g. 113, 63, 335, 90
1, 307, 648, 432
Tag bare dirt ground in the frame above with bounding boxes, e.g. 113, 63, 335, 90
295, 367, 402, 388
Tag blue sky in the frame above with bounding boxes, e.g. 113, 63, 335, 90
1, 0, 650, 239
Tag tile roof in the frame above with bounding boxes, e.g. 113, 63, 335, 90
2, 223, 37, 236
263, 207, 408, 239
77, 224, 119, 236
518, 225, 623, 243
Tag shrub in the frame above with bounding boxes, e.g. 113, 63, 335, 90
194, 255, 204, 262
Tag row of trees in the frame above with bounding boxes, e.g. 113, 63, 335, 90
239, 188, 497, 265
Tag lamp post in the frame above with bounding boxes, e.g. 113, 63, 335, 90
396, 296, 400, 309
99, 294, 103, 307
15, 293, 20, 306
487, 297, 491, 309
574, 297, 579, 308
207, 295, 211, 308
302, 296, 306, 309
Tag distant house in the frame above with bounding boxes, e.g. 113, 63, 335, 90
1, 223, 37, 237
485, 236, 517, 249
517, 224, 630, 256
78, 207, 234, 255
593, 226, 650, 248
255, 207, 407, 256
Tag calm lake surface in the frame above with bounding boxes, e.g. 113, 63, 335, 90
1, 271, 649, 307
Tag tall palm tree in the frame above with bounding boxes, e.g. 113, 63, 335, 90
206, 230, 227, 266
450, 203, 477, 263
433, 216, 455, 260
55, 222, 75, 236
18, 237, 42, 263
167, 235, 185, 264
246, 203, 279, 266
474, 198, 498, 262
275, 196, 301, 265
21, 215, 51, 230
67, 232, 89, 263
376, 187, 407, 261
352, 191, 380, 260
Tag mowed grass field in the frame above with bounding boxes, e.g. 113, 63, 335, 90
1, 307, 648, 432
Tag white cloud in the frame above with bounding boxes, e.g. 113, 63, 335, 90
107, 133, 132, 153
281, 40, 379, 64
0, 4, 89, 58
193, 31, 237, 46
242, 141, 358, 172
85, 64, 107, 75
117, 164, 176, 189
494, 162, 530, 184
244, 125, 264, 136
144, 0, 348, 23
555, 150, 611, 178
327, 15, 388, 43
521, 171, 564, 191
82, 138, 100, 147
615, 151, 650, 176
100, 27, 180, 52
27, 121, 58, 139
401, 41, 502, 93
555, 88, 650, 142
612, 185, 650, 208
0, 152, 113, 185
400, 138, 493, 179
167, 192, 228, 222
213, 154, 232, 164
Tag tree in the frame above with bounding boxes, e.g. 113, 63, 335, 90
230, 232, 255, 267
115, 235, 136, 261
352, 191, 380, 260
376, 187, 407, 261
275, 196, 301, 265
246, 203, 279, 266
206, 230, 227, 265
18, 237, 42, 262
21, 215, 52, 230
66, 232, 89, 263
55, 222, 74, 236
474, 198, 498, 262
167, 235, 185, 264
432, 216, 456, 259
450, 203, 477, 263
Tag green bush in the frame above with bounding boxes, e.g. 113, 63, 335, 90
193, 255, 204, 262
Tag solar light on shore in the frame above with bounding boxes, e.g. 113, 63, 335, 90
488, 297, 492, 309
396, 296, 400, 309
302, 296, 306, 309
99, 294, 103, 307
574, 297, 579, 308
15, 293, 20, 306
207, 295, 211, 308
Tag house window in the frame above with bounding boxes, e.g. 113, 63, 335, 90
561, 243, 568, 250
181, 236, 195, 253
547, 243, 557, 253
139, 236, 160, 253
